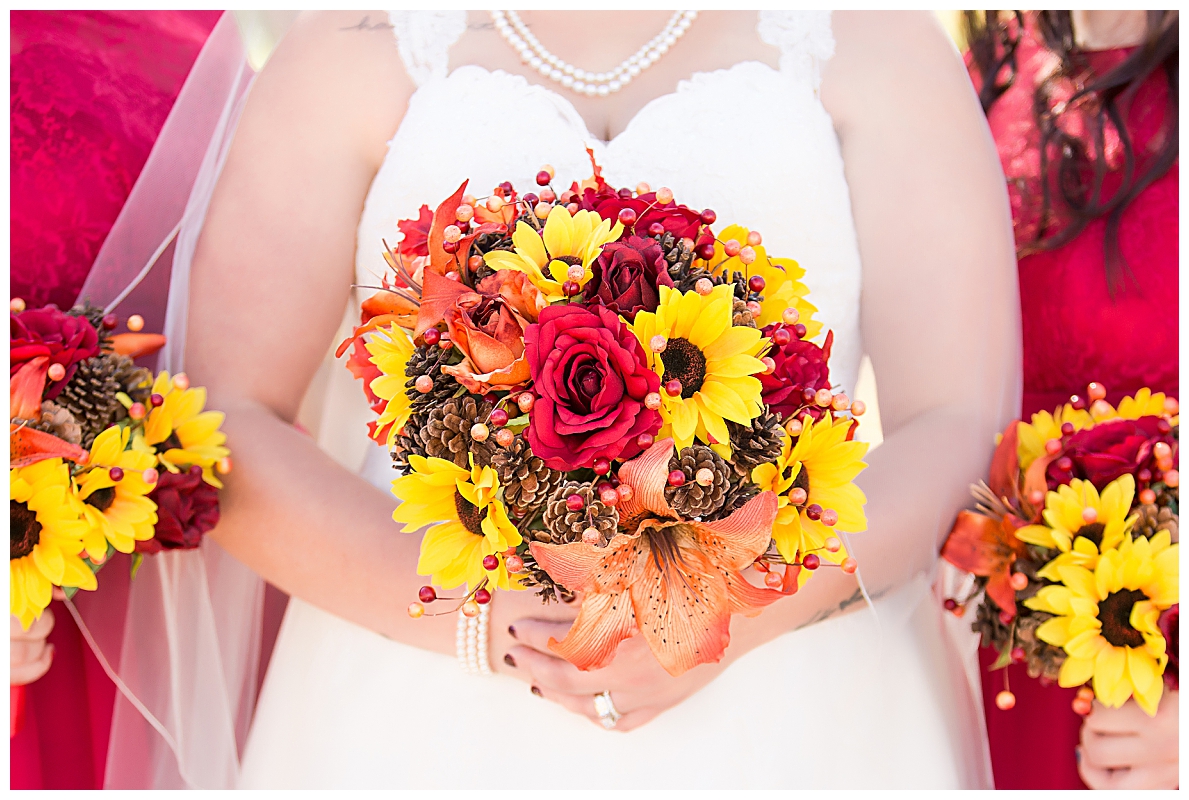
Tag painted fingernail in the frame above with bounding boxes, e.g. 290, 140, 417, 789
508, 625, 517, 639
531, 685, 542, 697
503, 653, 516, 668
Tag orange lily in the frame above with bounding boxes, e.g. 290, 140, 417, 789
10, 357, 48, 421
941, 511, 1028, 616
10, 425, 89, 468
530, 438, 784, 676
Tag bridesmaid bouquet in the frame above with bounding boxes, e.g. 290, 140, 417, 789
341, 159, 868, 676
9, 300, 231, 630
941, 384, 1179, 716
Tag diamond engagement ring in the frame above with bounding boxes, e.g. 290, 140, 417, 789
593, 690, 621, 730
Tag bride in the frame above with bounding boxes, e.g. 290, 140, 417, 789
185, 11, 1018, 788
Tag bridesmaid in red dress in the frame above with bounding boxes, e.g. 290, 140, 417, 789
10, 11, 221, 788
966, 10, 1178, 790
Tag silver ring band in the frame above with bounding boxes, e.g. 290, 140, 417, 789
593, 690, 621, 730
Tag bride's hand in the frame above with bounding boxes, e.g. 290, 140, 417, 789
496, 617, 726, 733
1077, 693, 1179, 789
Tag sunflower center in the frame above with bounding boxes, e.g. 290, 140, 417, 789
554, 255, 583, 267
790, 466, 810, 505
163, 431, 184, 452
1074, 522, 1105, 548
454, 491, 487, 537
660, 338, 707, 399
10, 501, 42, 559
86, 487, 117, 513
1098, 588, 1148, 649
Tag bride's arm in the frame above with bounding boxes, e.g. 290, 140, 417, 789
505, 11, 1020, 728
187, 11, 455, 656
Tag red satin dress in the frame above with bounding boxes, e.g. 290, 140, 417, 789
970, 23, 1179, 790
10, 11, 221, 788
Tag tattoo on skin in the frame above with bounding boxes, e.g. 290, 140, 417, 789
341, 16, 393, 32
796, 586, 886, 631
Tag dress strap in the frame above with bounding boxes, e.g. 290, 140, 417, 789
387, 10, 467, 87
757, 11, 835, 92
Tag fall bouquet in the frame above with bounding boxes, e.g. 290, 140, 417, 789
341, 160, 869, 675
9, 300, 231, 630
941, 383, 1179, 716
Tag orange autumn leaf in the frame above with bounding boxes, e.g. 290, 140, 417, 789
427, 181, 468, 276
530, 438, 784, 676
10, 357, 48, 421
941, 510, 1028, 616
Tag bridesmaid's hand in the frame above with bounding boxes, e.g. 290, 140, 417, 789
1078, 693, 1178, 789
497, 617, 726, 732
11, 607, 55, 686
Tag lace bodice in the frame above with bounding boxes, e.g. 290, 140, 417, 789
358, 11, 863, 393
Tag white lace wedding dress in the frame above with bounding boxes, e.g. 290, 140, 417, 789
238, 11, 990, 788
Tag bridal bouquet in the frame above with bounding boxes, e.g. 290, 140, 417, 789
9, 301, 231, 630
341, 160, 869, 675
941, 383, 1179, 716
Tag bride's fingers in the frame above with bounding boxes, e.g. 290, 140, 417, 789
507, 617, 574, 655
505, 643, 623, 697
529, 684, 642, 732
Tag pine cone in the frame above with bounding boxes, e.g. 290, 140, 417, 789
516, 546, 576, 604
404, 343, 463, 415
1015, 612, 1065, 681
1134, 502, 1178, 542
56, 354, 122, 448
665, 445, 730, 518
732, 299, 757, 328
423, 395, 495, 468
540, 482, 618, 546
489, 435, 565, 517
727, 408, 785, 479
20, 401, 83, 445
391, 412, 428, 474
707, 476, 760, 521
109, 354, 153, 421
68, 302, 107, 339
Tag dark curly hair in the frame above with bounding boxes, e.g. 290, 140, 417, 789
965, 11, 1178, 293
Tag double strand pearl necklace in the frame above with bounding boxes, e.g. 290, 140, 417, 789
491, 10, 697, 97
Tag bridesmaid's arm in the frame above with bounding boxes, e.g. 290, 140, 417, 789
505, 11, 1021, 728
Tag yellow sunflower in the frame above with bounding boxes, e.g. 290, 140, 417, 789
10, 459, 96, 629
630, 284, 766, 450
138, 371, 230, 486
1026, 532, 1178, 715
391, 454, 524, 592
76, 425, 158, 558
1016, 475, 1137, 579
1017, 404, 1095, 470
483, 205, 623, 303
1115, 388, 1168, 421
751, 414, 868, 581
704, 224, 821, 338
365, 323, 416, 447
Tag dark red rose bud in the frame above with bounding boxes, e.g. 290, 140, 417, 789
1159, 605, 1178, 691
583, 235, 673, 322
136, 469, 220, 554
1047, 417, 1178, 491
10, 306, 101, 400
762, 328, 834, 420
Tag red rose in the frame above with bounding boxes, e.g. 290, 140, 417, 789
525, 304, 661, 471
1160, 604, 1178, 691
1047, 416, 1175, 490
137, 466, 220, 554
574, 185, 714, 248
759, 327, 833, 419
10, 306, 100, 400
583, 235, 673, 321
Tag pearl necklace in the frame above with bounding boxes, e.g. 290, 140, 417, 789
491, 10, 697, 97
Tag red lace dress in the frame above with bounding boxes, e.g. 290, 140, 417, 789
10, 11, 220, 788
970, 21, 1179, 790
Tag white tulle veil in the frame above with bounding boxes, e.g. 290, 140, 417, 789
67, 12, 262, 789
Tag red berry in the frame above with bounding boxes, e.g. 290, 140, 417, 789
522, 193, 538, 206
665, 379, 683, 396
617, 208, 637, 226
771, 327, 792, 347
595, 482, 614, 497
805, 504, 823, 521
438, 335, 453, 350
442, 240, 459, 254
418, 586, 437, 603
1055, 457, 1074, 472
1138, 468, 1153, 483
490, 408, 509, 427
468, 255, 485, 270
792, 323, 807, 339
499, 181, 514, 194
668, 470, 686, 487
474, 588, 492, 605
593, 458, 612, 476
1011, 647, 1026, 662
1060, 422, 1075, 437
801, 388, 818, 404
699, 209, 717, 225
764, 570, 784, 588
101, 314, 118, 330
695, 243, 716, 261
747, 275, 766, 293
802, 553, 821, 570
999, 610, 1014, 625
422, 328, 441, 345
108, 467, 124, 482
483, 392, 499, 405
566, 494, 585, 511
562, 280, 581, 297
648, 222, 665, 237
482, 555, 500, 571
1070, 395, 1087, 410
636, 433, 654, 450
150, 393, 165, 408
536, 170, 552, 186
943, 598, 958, 611
617, 187, 634, 200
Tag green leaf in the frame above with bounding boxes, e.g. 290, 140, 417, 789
989, 641, 1014, 671
62, 585, 79, 601
130, 552, 145, 581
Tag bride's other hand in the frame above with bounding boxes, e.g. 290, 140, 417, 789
498, 617, 724, 732
1077, 694, 1178, 789
11, 609, 55, 686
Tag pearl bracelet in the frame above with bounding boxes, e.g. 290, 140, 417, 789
456, 601, 492, 676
